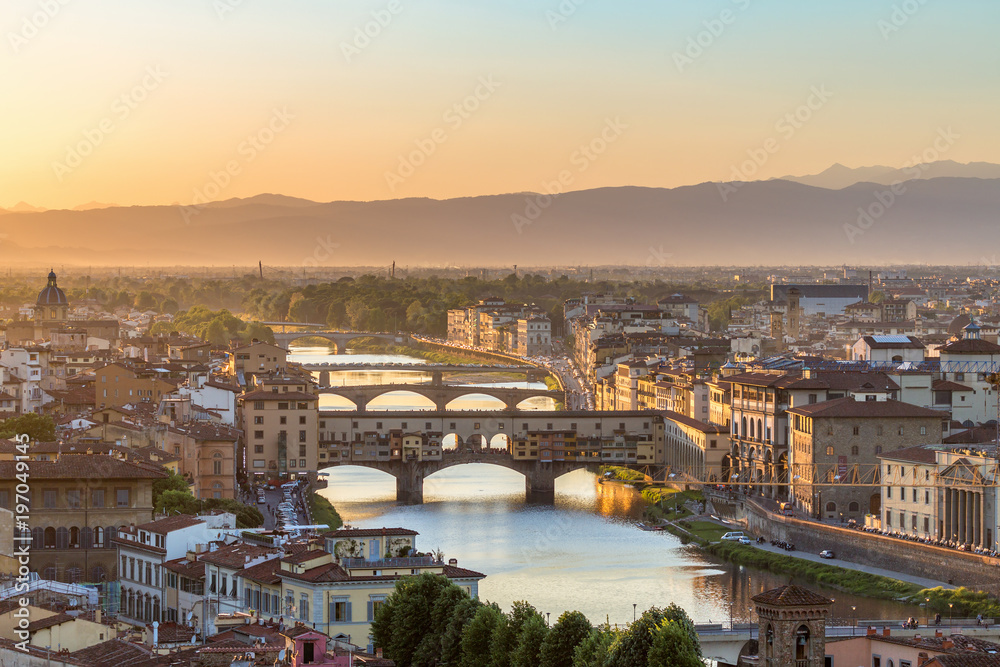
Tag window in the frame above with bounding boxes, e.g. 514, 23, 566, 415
299, 445, 307, 457
254, 430, 264, 439
280, 416, 287, 425
44, 489, 57, 508
117, 489, 130, 507
825, 446, 834, 456
852, 426, 860, 436
331, 598, 351, 622
300, 458, 306, 467
300, 593, 309, 620
299, 430, 307, 442
255, 445, 264, 453
67, 490, 81, 508
254, 401, 265, 410
925, 490, 930, 504
278, 402, 289, 410
808, 393, 817, 404
213, 460, 222, 475
919, 426, 927, 435
254, 416, 263, 424
851, 445, 859, 456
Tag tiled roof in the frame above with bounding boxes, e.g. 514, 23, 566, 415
69, 638, 156, 666
26, 612, 74, 632
939, 338, 1000, 354
240, 557, 282, 585
786, 397, 947, 420
134, 514, 203, 534
751, 585, 833, 607
879, 445, 940, 464
198, 542, 277, 569
240, 390, 317, 401
324, 527, 418, 539
0, 455, 168, 480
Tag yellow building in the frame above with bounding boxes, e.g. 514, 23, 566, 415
94, 362, 178, 409
0, 605, 116, 651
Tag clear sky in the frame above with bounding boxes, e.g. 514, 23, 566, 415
2, 0, 998, 209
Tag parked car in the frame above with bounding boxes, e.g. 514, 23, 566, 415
721, 531, 746, 541
738, 536, 752, 545
819, 550, 835, 559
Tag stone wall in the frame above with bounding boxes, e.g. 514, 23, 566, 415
739, 500, 1000, 589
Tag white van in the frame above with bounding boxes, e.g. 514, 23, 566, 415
721, 531, 746, 541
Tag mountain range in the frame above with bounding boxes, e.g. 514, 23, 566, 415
1, 162, 998, 267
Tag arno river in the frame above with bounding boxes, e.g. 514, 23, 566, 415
296, 345, 923, 627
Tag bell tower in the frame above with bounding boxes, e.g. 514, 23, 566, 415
751, 585, 833, 667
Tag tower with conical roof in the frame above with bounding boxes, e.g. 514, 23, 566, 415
750, 585, 833, 667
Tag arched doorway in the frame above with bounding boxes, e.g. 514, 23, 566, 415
869, 493, 881, 515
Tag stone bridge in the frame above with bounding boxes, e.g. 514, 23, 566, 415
317, 383, 564, 411
323, 450, 594, 503
273, 330, 410, 352
307, 365, 547, 385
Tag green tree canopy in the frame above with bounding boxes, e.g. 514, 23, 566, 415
460, 604, 503, 667
511, 613, 549, 667
646, 620, 702, 667
372, 572, 458, 666
412, 582, 471, 665
607, 605, 700, 667
441, 598, 482, 666
491, 601, 543, 667
539, 611, 592, 667
0, 413, 56, 442
572, 626, 618, 667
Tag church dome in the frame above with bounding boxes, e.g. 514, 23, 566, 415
36, 269, 68, 306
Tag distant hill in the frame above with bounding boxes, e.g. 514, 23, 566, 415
8, 201, 46, 213
1, 177, 998, 266
776, 160, 1000, 189
72, 201, 119, 211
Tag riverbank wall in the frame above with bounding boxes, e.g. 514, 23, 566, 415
713, 496, 1000, 590
412, 337, 565, 391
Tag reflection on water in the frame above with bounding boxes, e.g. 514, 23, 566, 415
322, 466, 923, 626
307, 347, 922, 626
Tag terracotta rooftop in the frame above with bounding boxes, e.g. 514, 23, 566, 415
879, 445, 940, 464
751, 585, 833, 607
0, 455, 168, 480
786, 397, 948, 420
325, 527, 419, 539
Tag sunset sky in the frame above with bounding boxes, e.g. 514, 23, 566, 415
3, 0, 998, 210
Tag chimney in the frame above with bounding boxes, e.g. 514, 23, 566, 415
95, 608, 101, 624
935, 630, 943, 638
883, 627, 891, 637
152, 620, 159, 647
941, 639, 954, 649
867, 627, 877, 636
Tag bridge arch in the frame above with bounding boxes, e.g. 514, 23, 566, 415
364, 390, 437, 412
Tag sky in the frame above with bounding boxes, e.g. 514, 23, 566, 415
2, 0, 999, 210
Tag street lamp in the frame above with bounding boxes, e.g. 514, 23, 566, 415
925, 598, 930, 627
949, 603, 954, 627
633, 603, 637, 623
546, 612, 550, 626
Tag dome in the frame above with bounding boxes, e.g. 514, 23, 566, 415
36, 269, 68, 306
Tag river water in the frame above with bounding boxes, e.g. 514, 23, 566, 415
295, 345, 923, 627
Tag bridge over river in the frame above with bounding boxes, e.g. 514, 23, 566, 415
318, 383, 563, 411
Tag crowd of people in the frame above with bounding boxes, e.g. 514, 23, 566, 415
847, 521, 1000, 558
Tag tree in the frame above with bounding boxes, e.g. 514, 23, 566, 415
460, 604, 503, 667
511, 613, 549, 667
606, 605, 700, 667
155, 489, 200, 516
153, 470, 191, 507
573, 626, 617, 667
491, 601, 543, 667
0, 413, 56, 442
442, 598, 481, 666
646, 620, 702, 667
539, 611, 592, 667
204, 319, 230, 347
412, 583, 470, 665
372, 572, 457, 666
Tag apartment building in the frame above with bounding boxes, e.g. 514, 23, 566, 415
0, 454, 168, 584
786, 395, 947, 521
240, 389, 319, 481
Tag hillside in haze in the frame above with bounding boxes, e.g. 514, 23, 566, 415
1, 177, 997, 267
776, 160, 1000, 189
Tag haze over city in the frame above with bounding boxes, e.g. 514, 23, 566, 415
6, 3, 1000, 667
